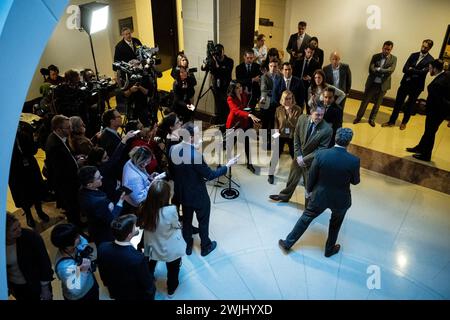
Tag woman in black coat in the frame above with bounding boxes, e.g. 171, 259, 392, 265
8, 121, 49, 228
6, 212, 53, 300
172, 67, 197, 122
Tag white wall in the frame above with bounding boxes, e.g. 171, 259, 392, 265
182, 0, 216, 114
259, 0, 285, 59
218, 0, 241, 68
285, 0, 450, 98
26, 0, 117, 101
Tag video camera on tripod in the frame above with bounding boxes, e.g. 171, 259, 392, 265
203, 40, 222, 71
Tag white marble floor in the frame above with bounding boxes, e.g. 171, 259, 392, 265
37, 153, 450, 300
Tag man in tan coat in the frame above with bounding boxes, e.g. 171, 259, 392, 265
269, 104, 332, 206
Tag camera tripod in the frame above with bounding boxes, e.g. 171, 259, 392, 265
195, 68, 213, 111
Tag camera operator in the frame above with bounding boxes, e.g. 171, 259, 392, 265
51, 223, 99, 300
203, 43, 234, 125
114, 27, 142, 63
42, 64, 64, 86
54, 69, 89, 123
122, 59, 152, 127
173, 66, 197, 122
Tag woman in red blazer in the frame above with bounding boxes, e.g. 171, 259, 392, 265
226, 81, 260, 173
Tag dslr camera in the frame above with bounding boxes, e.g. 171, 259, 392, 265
75, 244, 97, 272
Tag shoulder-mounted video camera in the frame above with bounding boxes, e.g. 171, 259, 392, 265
75, 244, 97, 272
203, 40, 222, 71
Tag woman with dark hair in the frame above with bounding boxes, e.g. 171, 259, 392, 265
226, 80, 260, 173
51, 223, 99, 300
309, 37, 324, 68
172, 67, 197, 122
138, 180, 186, 297
308, 69, 345, 109
6, 212, 53, 300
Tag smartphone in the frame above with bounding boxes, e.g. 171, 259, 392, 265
118, 186, 133, 195
272, 132, 281, 139
154, 172, 167, 180
132, 130, 141, 135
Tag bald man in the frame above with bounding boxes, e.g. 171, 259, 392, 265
323, 52, 352, 110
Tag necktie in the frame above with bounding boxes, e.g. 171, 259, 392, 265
301, 59, 307, 78
247, 64, 251, 74
306, 122, 314, 142
286, 79, 290, 90
416, 54, 424, 66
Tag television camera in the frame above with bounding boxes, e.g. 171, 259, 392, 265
203, 40, 222, 71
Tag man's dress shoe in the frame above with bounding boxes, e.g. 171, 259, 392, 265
324, 244, 341, 257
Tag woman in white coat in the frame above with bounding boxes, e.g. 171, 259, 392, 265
138, 180, 186, 297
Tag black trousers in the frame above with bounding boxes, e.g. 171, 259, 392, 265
416, 113, 445, 158
356, 84, 385, 122
389, 84, 421, 124
213, 89, 229, 125
9, 282, 45, 300
182, 202, 212, 250
148, 257, 182, 294
284, 203, 348, 254
269, 137, 294, 175
260, 106, 276, 149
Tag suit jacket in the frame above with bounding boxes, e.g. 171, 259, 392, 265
97, 242, 155, 300
426, 71, 450, 118
98, 128, 121, 157
260, 72, 282, 107
8, 229, 54, 293
79, 188, 123, 245
286, 33, 311, 61
170, 143, 227, 208
113, 37, 142, 62
274, 104, 303, 139
293, 115, 333, 167
235, 62, 262, 95
293, 58, 320, 89
307, 147, 360, 210
274, 76, 305, 109
313, 47, 324, 69
323, 63, 352, 94
365, 53, 397, 92
44, 132, 79, 206
400, 52, 434, 92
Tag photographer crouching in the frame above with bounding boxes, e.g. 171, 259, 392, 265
51, 223, 99, 300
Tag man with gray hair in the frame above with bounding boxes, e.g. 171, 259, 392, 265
279, 128, 360, 258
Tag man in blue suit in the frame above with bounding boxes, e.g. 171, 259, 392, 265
275, 62, 305, 111
382, 39, 434, 130
97, 214, 156, 300
279, 128, 360, 257
170, 123, 238, 256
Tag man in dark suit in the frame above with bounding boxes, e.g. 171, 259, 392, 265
321, 87, 343, 147
97, 109, 122, 157
382, 39, 434, 130
113, 27, 142, 63
406, 59, 450, 161
235, 49, 262, 107
286, 21, 311, 63
275, 62, 305, 110
170, 123, 238, 256
279, 128, 360, 257
45, 115, 80, 226
354, 41, 397, 127
269, 105, 332, 206
323, 52, 352, 110
293, 45, 320, 114
97, 214, 156, 300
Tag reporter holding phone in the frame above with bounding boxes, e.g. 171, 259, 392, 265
78, 166, 125, 246
122, 146, 159, 212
